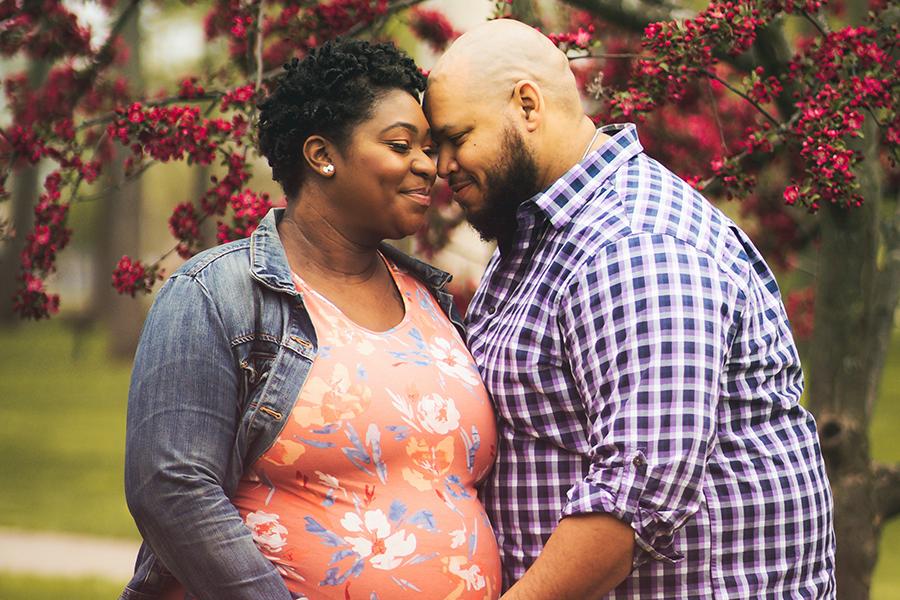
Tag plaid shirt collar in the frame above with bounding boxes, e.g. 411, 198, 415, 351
523, 122, 644, 231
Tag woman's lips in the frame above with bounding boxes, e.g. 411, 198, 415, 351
400, 188, 431, 206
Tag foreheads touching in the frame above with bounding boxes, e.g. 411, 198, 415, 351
257, 38, 426, 199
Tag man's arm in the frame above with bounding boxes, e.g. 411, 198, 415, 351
502, 513, 634, 600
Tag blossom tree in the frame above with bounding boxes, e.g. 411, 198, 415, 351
0, 0, 897, 595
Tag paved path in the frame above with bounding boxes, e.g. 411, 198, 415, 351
0, 528, 139, 581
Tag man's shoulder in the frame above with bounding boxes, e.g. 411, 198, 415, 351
568, 154, 753, 286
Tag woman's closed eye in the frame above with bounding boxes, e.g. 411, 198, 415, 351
387, 141, 412, 153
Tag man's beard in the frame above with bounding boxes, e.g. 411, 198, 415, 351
466, 128, 541, 252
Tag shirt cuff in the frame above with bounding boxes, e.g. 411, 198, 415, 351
559, 450, 686, 568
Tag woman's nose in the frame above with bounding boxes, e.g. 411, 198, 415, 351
413, 151, 437, 182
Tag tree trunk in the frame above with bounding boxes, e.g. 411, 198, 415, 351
0, 59, 49, 323
805, 110, 899, 598
1, 164, 39, 323
89, 4, 145, 359
805, 0, 900, 594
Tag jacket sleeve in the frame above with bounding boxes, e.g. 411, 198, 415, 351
124, 273, 292, 600
556, 233, 740, 567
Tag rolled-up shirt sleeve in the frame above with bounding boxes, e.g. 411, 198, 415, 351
557, 232, 740, 567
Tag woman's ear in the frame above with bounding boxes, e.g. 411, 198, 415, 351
512, 80, 543, 133
303, 135, 336, 178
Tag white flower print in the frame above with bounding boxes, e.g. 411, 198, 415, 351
317, 468, 348, 490
449, 528, 467, 549
459, 564, 486, 590
340, 509, 417, 570
245, 510, 288, 554
446, 556, 486, 591
416, 393, 461, 434
315, 470, 341, 490
428, 337, 479, 385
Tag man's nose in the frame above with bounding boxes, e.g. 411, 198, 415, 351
436, 146, 458, 179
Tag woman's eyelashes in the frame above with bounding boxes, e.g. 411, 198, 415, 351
387, 141, 412, 153
387, 140, 437, 159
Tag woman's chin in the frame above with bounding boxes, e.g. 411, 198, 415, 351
392, 217, 428, 240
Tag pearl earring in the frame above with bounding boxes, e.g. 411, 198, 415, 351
322, 164, 335, 175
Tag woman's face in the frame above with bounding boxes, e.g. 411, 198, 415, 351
331, 89, 437, 242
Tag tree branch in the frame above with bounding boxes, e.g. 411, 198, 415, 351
865, 107, 900, 164
260, 0, 429, 81
562, 0, 758, 73
705, 77, 728, 153
874, 462, 900, 521
72, 0, 143, 101
569, 53, 641, 61
801, 9, 831, 37
344, 0, 430, 38
705, 71, 781, 127
75, 91, 226, 131
752, 19, 799, 121
562, 0, 671, 34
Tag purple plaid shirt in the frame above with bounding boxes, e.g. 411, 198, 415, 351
468, 124, 836, 598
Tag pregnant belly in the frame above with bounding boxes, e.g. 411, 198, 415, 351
242, 483, 501, 599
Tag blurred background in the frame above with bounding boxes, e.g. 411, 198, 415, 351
1, 0, 897, 598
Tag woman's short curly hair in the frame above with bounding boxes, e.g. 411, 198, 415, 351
257, 38, 426, 199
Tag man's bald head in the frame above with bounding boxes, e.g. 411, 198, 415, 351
427, 19, 582, 115
423, 20, 603, 246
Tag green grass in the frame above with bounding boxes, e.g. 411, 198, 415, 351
0, 571, 125, 599
0, 320, 137, 539
0, 320, 898, 595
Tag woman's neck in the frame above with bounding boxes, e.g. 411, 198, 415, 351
278, 198, 381, 283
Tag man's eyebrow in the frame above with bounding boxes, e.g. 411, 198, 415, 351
432, 125, 464, 141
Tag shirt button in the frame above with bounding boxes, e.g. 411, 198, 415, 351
632, 455, 646, 467
487, 306, 496, 315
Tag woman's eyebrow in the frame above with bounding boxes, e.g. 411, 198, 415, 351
380, 121, 419, 134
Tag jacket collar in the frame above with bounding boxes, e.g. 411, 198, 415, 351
249, 208, 453, 294
248, 208, 298, 295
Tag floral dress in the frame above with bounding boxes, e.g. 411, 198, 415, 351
230, 255, 500, 599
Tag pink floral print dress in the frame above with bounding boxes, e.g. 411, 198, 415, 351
230, 256, 500, 599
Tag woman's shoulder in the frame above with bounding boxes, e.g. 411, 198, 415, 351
172, 237, 252, 280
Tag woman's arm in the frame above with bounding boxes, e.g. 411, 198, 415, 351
125, 274, 292, 600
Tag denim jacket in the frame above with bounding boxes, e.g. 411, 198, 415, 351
121, 208, 463, 600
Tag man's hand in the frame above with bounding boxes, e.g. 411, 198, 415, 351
500, 513, 634, 600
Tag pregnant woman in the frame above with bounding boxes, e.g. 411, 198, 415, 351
122, 38, 500, 600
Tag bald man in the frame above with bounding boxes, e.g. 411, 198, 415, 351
424, 19, 836, 600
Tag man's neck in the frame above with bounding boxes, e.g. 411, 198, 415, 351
538, 116, 610, 190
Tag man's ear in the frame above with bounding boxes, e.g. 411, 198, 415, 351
512, 80, 543, 132
302, 135, 336, 177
